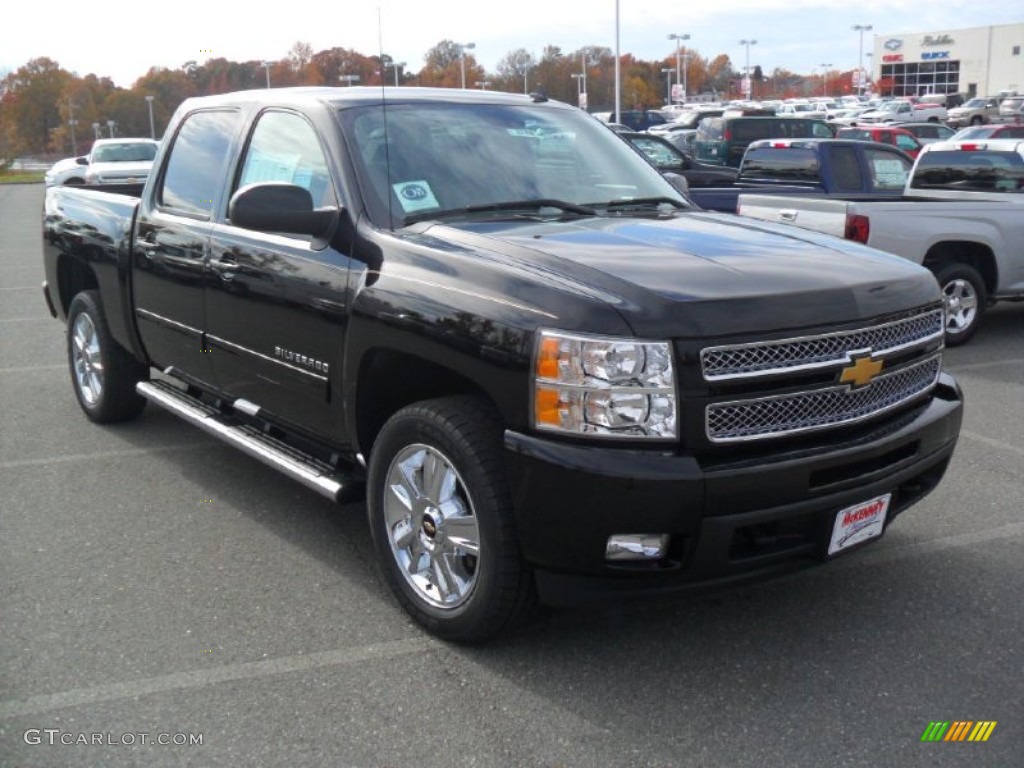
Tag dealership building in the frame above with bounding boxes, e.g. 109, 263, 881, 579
870, 22, 1023, 98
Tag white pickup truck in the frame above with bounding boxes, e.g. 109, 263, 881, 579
858, 100, 948, 125
738, 139, 1024, 344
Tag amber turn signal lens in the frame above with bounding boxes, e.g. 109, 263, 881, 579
536, 337, 560, 379
535, 387, 561, 426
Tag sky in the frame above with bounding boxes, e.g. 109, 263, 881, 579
3, 1, 1021, 88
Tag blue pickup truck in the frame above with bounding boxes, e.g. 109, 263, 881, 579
688, 138, 915, 212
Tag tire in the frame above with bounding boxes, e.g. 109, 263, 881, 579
67, 290, 149, 422
969, 116, 983, 126
367, 396, 535, 642
933, 263, 987, 346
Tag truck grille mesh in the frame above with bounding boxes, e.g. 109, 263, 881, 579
706, 355, 941, 443
701, 309, 944, 380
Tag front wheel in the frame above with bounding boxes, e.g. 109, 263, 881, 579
67, 290, 148, 422
933, 263, 987, 346
969, 115, 984, 126
367, 396, 535, 642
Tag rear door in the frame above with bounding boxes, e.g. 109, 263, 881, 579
205, 108, 353, 440
133, 109, 243, 385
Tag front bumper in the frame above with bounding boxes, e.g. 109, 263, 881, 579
503, 373, 962, 604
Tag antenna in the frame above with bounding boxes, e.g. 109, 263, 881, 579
378, 6, 395, 228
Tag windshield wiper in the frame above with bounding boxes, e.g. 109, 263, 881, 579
404, 198, 597, 225
592, 197, 689, 214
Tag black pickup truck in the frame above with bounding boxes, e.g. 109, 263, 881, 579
687, 138, 916, 212
42, 88, 963, 641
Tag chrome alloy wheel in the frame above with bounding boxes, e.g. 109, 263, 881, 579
71, 312, 104, 405
383, 443, 481, 609
943, 278, 979, 336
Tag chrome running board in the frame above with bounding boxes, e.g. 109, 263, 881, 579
137, 380, 357, 502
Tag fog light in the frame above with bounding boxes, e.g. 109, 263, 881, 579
605, 534, 670, 562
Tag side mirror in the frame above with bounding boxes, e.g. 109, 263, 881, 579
228, 182, 336, 238
663, 172, 691, 196
76, 157, 89, 165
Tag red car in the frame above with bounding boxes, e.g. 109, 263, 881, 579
836, 125, 924, 158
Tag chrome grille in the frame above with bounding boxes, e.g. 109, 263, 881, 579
706, 355, 941, 443
701, 309, 944, 381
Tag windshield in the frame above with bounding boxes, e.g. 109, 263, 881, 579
910, 150, 1024, 193
339, 101, 685, 228
962, 99, 986, 109
92, 142, 157, 163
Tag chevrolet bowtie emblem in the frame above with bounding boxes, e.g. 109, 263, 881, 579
840, 356, 884, 387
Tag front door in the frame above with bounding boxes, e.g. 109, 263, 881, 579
205, 109, 352, 441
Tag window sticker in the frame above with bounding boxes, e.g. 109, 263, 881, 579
872, 158, 908, 187
393, 180, 440, 212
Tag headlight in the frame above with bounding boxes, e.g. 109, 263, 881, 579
532, 329, 677, 440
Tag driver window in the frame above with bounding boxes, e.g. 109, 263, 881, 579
237, 111, 336, 209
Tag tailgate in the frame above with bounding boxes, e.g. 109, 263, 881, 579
737, 194, 850, 238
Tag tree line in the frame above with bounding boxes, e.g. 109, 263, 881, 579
0, 40, 852, 162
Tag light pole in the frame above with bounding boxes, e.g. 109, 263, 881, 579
67, 99, 77, 155
339, 74, 360, 87
577, 52, 591, 110
457, 42, 475, 89
820, 63, 832, 96
739, 39, 757, 99
262, 61, 271, 89
852, 24, 873, 96
864, 52, 874, 95
668, 33, 690, 102
145, 95, 155, 139
661, 68, 674, 105
571, 72, 584, 107
386, 61, 405, 86
523, 62, 533, 95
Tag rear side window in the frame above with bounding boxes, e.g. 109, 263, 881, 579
739, 147, 820, 181
732, 120, 775, 141
159, 110, 240, 218
910, 150, 1024, 192
895, 134, 920, 153
864, 148, 911, 190
827, 145, 864, 191
696, 118, 723, 141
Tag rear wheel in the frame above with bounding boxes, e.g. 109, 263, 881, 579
969, 115, 984, 126
67, 290, 148, 422
367, 396, 535, 642
933, 263, 987, 346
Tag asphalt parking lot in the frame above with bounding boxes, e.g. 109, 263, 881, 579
1, 182, 1021, 767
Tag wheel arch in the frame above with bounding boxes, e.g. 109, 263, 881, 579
922, 241, 998, 297
353, 348, 504, 461
56, 253, 100, 317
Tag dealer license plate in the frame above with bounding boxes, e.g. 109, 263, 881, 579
828, 493, 891, 556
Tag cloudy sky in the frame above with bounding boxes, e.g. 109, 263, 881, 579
3, 0, 1021, 86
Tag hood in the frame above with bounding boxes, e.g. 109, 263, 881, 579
87, 160, 153, 179
432, 212, 939, 339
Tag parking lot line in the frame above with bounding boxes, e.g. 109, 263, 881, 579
0, 364, 66, 374
960, 429, 1024, 458
0, 443, 214, 470
0, 637, 432, 718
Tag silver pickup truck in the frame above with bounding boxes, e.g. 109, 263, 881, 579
738, 139, 1024, 345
